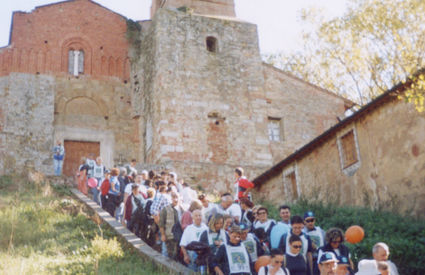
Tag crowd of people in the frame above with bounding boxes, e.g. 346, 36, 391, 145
75, 158, 399, 275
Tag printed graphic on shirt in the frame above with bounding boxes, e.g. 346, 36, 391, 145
231, 251, 247, 266
244, 240, 255, 254
310, 235, 321, 248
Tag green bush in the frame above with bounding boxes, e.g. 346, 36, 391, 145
259, 198, 425, 275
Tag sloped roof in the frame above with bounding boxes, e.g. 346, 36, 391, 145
262, 62, 355, 108
253, 68, 423, 186
33, 0, 129, 20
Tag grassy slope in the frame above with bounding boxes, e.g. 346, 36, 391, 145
0, 176, 166, 275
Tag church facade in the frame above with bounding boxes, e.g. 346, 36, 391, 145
0, 0, 350, 193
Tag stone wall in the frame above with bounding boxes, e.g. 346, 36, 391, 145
0, 73, 54, 175
255, 97, 425, 218
263, 64, 349, 163
133, 9, 273, 190
151, 0, 236, 18
53, 76, 137, 168
131, 8, 349, 192
141, 9, 271, 167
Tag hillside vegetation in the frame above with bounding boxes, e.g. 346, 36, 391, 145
0, 176, 166, 275
261, 198, 425, 275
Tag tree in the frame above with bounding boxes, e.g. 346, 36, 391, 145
267, 0, 425, 111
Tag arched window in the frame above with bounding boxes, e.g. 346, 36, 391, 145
206, 36, 218, 53
68, 49, 84, 76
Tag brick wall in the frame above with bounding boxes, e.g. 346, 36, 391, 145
0, 0, 130, 81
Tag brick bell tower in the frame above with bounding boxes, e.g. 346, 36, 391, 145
150, 0, 236, 18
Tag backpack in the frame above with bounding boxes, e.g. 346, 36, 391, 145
172, 221, 183, 243
100, 179, 110, 195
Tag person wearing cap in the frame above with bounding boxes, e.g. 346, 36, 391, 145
336, 256, 350, 275
211, 225, 254, 275
318, 252, 338, 275
317, 228, 354, 273
303, 211, 325, 275
240, 222, 264, 263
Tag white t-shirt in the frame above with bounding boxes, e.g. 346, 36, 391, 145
179, 223, 208, 247
254, 219, 276, 233
202, 202, 217, 222
227, 203, 242, 222
124, 183, 147, 195
258, 264, 290, 275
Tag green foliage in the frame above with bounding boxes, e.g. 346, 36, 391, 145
267, 0, 425, 109
259, 198, 425, 275
402, 72, 425, 112
0, 176, 167, 275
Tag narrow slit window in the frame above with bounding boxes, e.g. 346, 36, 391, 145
284, 171, 298, 200
68, 49, 84, 76
340, 130, 358, 168
268, 117, 282, 141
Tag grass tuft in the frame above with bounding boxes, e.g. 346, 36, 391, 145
0, 176, 167, 275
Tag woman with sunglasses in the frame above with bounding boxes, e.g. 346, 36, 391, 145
317, 228, 354, 274
258, 249, 290, 275
285, 234, 308, 275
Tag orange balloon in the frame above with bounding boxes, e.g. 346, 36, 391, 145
345, 225, 365, 244
255, 255, 271, 272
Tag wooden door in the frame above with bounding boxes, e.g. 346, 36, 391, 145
63, 140, 100, 177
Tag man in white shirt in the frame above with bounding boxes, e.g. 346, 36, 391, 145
180, 182, 197, 210
372, 242, 399, 275
180, 209, 208, 271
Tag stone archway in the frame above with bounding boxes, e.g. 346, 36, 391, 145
63, 96, 107, 129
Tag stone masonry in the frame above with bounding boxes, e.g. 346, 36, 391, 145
0, 73, 54, 175
0, 0, 348, 192
132, 8, 348, 192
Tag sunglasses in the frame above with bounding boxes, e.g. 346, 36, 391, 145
274, 260, 284, 264
331, 240, 342, 244
305, 218, 315, 223
292, 245, 302, 249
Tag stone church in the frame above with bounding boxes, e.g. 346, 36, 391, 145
0, 0, 352, 193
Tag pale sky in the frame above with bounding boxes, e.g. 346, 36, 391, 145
0, 0, 349, 55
